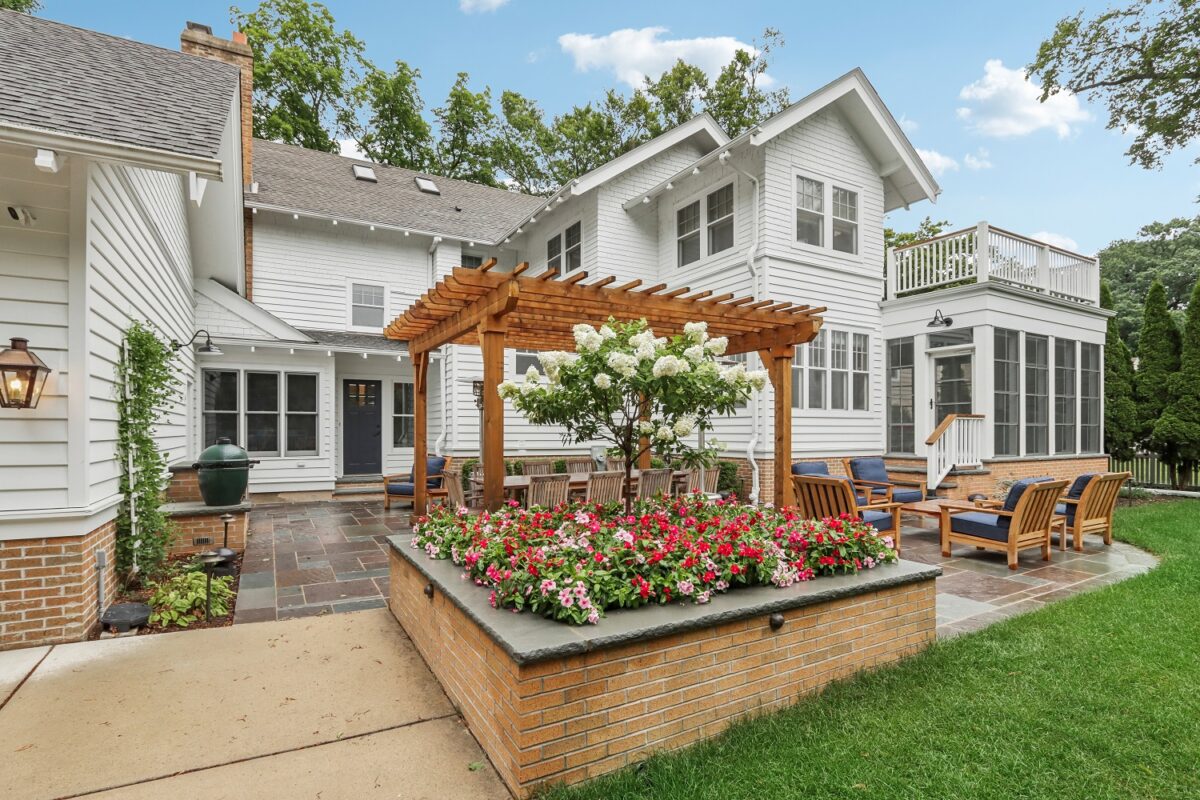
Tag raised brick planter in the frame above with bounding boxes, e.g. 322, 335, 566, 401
387, 534, 939, 796
163, 502, 250, 557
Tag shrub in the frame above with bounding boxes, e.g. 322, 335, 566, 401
412, 495, 898, 625
148, 571, 234, 628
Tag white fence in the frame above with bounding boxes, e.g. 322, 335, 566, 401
888, 222, 1099, 306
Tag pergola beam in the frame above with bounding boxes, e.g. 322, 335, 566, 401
409, 279, 520, 354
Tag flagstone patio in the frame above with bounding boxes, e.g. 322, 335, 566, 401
233, 500, 1157, 637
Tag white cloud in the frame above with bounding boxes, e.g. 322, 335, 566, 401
558, 27, 768, 88
963, 147, 992, 170
1032, 231, 1080, 251
916, 148, 959, 177
898, 114, 919, 134
338, 139, 369, 161
460, 0, 510, 12
956, 59, 1090, 139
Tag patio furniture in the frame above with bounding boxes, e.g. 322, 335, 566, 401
681, 468, 718, 494
791, 461, 869, 505
438, 468, 483, 512
636, 468, 674, 501
605, 457, 625, 471
383, 455, 452, 510
842, 457, 927, 504
792, 473, 903, 552
564, 457, 595, 473
585, 471, 625, 505
1054, 471, 1131, 550
939, 477, 1068, 569
522, 461, 553, 476
526, 473, 570, 509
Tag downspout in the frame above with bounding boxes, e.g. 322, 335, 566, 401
719, 151, 763, 504
434, 349, 448, 457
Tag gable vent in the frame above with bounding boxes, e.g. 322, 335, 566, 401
352, 164, 377, 182
415, 176, 440, 195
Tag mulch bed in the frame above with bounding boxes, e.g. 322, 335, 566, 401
88, 553, 243, 639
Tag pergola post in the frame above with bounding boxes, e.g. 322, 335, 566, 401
412, 350, 429, 516
761, 346, 795, 508
479, 314, 507, 510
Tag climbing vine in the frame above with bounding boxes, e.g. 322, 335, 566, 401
116, 322, 179, 580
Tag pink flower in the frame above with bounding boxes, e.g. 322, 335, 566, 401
539, 579, 556, 596
558, 589, 575, 608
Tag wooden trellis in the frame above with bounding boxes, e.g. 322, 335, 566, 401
385, 259, 825, 511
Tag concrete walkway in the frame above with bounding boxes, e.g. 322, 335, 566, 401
0, 610, 508, 800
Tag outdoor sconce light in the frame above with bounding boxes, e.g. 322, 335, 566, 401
471, 379, 485, 411
927, 309, 954, 328
769, 613, 785, 631
171, 329, 223, 357
0, 338, 52, 409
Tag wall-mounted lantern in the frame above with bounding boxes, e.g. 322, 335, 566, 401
170, 329, 223, 357
0, 338, 52, 409
927, 309, 954, 328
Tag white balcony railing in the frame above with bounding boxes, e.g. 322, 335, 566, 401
925, 414, 986, 491
887, 222, 1099, 306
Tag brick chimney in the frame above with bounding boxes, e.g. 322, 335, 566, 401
180, 21, 256, 298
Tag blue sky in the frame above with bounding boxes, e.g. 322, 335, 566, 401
40, 0, 1200, 253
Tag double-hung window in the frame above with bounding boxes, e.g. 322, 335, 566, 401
795, 176, 824, 247
1080, 343, 1102, 454
832, 187, 858, 254
886, 338, 915, 453
393, 382, 414, 448
202, 370, 239, 447
807, 330, 827, 409
546, 234, 562, 272
1025, 334, 1049, 455
246, 372, 280, 456
852, 333, 869, 411
791, 345, 803, 409
286, 374, 318, 456
706, 184, 734, 255
350, 283, 385, 329
994, 329, 1021, 456
546, 221, 583, 274
676, 201, 701, 267
514, 350, 540, 378
1055, 338, 1077, 454
830, 331, 849, 410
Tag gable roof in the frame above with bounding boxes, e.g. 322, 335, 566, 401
0, 10, 239, 168
249, 140, 544, 243
628, 69, 940, 213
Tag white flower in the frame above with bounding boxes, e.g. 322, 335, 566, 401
497, 380, 519, 399
524, 365, 542, 383
654, 425, 674, 441
599, 324, 616, 340
606, 351, 638, 378
683, 344, 705, 363
672, 415, 696, 438
593, 373, 612, 389
684, 321, 708, 343
652, 355, 690, 378
705, 336, 728, 356
747, 369, 769, 391
637, 420, 656, 435
538, 350, 576, 382
719, 363, 745, 383
710, 438, 728, 452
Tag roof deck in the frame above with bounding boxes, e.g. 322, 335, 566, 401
887, 222, 1099, 307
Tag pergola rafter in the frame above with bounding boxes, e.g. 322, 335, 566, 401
385, 259, 825, 512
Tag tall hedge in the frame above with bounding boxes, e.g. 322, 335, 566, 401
1135, 279, 1182, 475
1152, 278, 1200, 487
1101, 282, 1138, 460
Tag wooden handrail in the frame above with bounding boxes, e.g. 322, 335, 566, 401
925, 413, 985, 445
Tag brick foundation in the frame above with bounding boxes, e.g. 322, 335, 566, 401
389, 547, 936, 796
164, 506, 248, 557
885, 455, 1110, 500
166, 465, 202, 503
0, 520, 117, 650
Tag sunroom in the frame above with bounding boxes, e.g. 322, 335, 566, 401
881, 223, 1111, 490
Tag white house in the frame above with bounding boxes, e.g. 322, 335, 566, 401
0, 13, 1109, 648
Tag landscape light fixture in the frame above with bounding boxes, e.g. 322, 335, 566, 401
927, 309, 953, 328
171, 330, 222, 357
0, 337, 52, 409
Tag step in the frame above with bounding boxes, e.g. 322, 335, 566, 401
332, 484, 383, 497
336, 474, 384, 484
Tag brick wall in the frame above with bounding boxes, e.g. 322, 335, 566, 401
389, 549, 936, 797
885, 456, 1110, 500
167, 512, 247, 557
0, 521, 117, 650
166, 467, 202, 503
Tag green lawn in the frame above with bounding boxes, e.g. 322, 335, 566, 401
546, 500, 1200, 800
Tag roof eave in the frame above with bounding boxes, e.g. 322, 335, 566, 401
244, 200, 507, 246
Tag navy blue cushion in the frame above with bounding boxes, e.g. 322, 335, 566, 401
1067, 474, 1096, 500
949, 511, 1008, 541
998, 477, 1053, 529
386, 481, 416, 496
426, 456, 447, 488
848, 457, 891, 485
1055, 502, 1079, 526
792, 461, 830, 476
875, 487, 924, 504
860, 509, 895, 532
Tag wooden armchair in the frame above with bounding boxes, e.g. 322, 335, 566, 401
939, 478, 1068, 569
384, 456, 453, 510
435, 467, 483, 513
526, 474, 570, 509
636, 468, 674, 501
792, 473, 904, 553
842, 457, 926, 504
1055, 472, 1131, 550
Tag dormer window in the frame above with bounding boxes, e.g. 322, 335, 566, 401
415, 177, 440, 195
352, 164, 377, 182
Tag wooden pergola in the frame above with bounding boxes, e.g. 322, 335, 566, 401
385, 260, 824, 513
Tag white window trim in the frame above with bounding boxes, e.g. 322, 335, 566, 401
513, 349, 543, 380
792, 325, 875, 417
202, 368, 321, 459
673, 179, 737, 270
543, 219, 583, 274
391, 380, 415, 451
346, 279, 389, 334
284, 373, 321, 457
790, 167, 865, 264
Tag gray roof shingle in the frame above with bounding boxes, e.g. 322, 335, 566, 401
298, 329, 408, 353
0, 10, 239, 161
251, 140, 544, 243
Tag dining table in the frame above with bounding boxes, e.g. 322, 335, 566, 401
473, 469, 690, 499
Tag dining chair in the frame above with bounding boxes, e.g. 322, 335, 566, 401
526, 473, 570, 509
436, 468, 483, 512
585, 471, 624, 505
682, 468, 719, 494
522, 461, 553, 476
565, 457, 595, 473
636, 468, 674, 501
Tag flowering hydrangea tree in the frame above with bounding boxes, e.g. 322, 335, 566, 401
497, 319, 767, 511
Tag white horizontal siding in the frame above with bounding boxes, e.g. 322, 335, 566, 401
0, 144, 72, 511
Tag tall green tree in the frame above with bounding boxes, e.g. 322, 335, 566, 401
351, 61, 433, 170
492, 91, 556, 195
644, 60, 710, 135
1135, 279, 1182, 467
0, 0, 40, 12
703, 28, 789, 136
1152, 277, 1200, 487
545, 99, 629, 185
1099, 216, 1199, 350
231, 0, 367, 153
433, 73, 498, 187
1101, 281, 1139, 460
1029, 0, 1200, 170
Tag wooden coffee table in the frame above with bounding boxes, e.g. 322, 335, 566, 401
900, 498, 977, 519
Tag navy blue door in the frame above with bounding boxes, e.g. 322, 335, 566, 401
342, 380, 382, 475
